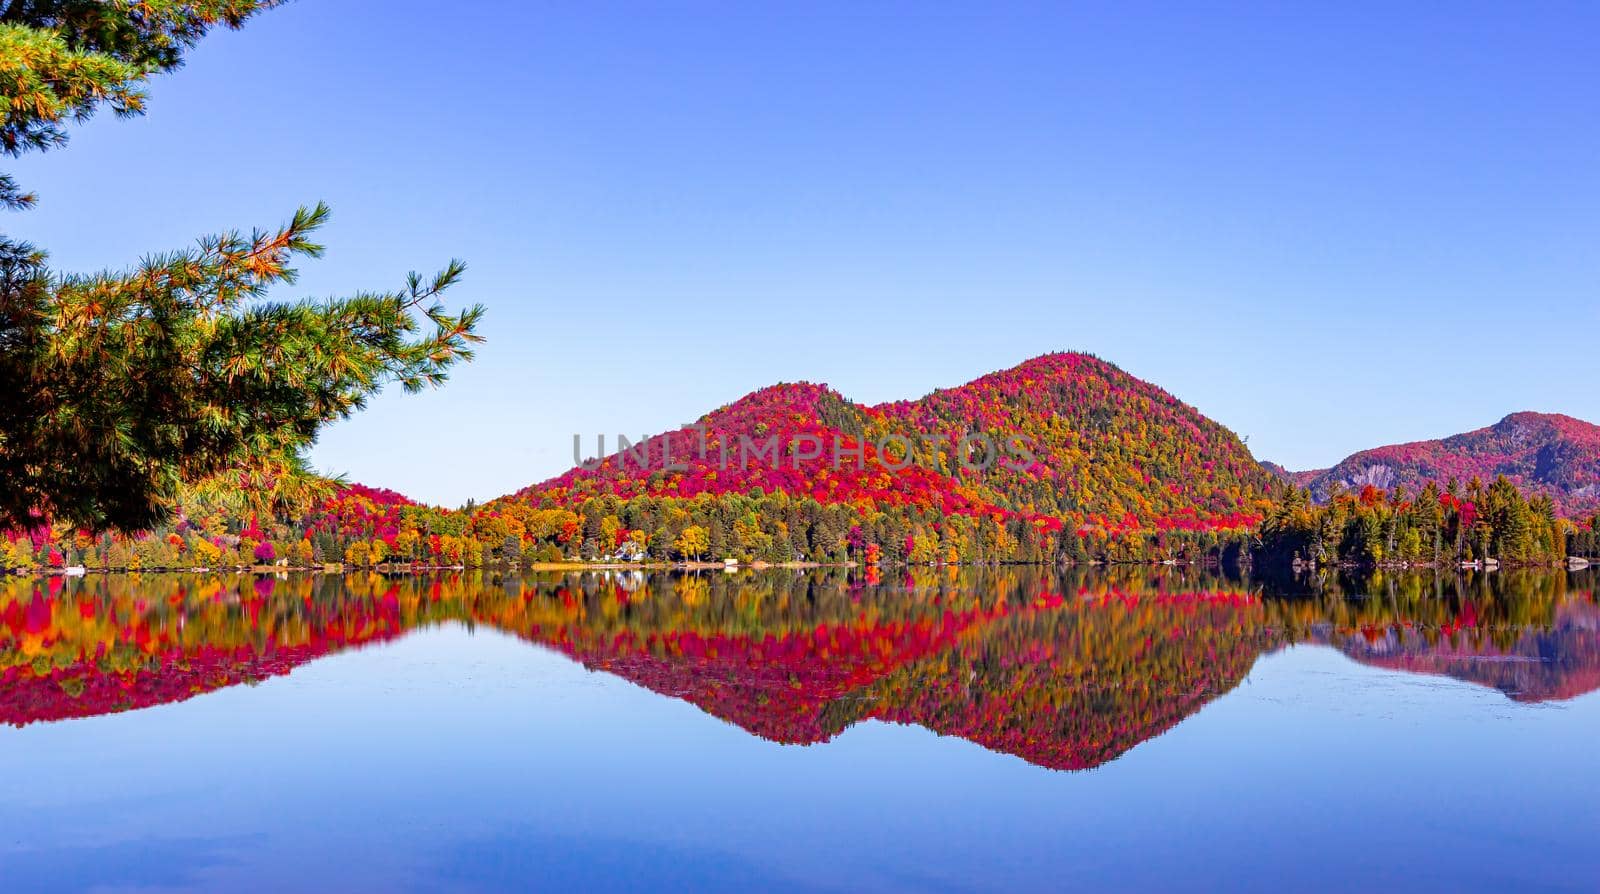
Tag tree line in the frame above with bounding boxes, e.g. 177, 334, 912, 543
1257, 476, 1587, 569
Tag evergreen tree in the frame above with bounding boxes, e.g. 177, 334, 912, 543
0, 1, 484, 532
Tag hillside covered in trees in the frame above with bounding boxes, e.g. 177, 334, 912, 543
481, 352, 1274, 565
1288, 412, 1600, 517
5, 354, 1599, 572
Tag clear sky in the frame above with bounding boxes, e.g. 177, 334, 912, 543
10, 1, 1599, 506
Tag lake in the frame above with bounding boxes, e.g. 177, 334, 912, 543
3, 567, 1597, 893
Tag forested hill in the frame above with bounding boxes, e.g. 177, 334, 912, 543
1294, 412, 1600, 516
501, 352, 1273, 539
864, 353, 1272, 530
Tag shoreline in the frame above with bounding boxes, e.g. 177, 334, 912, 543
5, 556, 1591, 577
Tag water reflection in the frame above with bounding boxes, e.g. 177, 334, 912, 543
3, 568, 1596, 770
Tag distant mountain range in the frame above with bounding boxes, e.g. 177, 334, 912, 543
1277, 412, 1600, 516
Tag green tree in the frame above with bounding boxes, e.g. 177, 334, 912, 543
0, 1, 484, 533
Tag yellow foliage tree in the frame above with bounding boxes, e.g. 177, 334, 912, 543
675, 526, 710, 560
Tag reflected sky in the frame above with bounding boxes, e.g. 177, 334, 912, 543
2, 568, 1597, 893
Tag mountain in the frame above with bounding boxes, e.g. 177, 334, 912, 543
1295, 412, 1600, 516
864, 353, 1272, 529
501, 352, 1273, 543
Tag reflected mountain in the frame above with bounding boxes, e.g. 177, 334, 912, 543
1324, 600, 1600, 702
1261, 569, 1600, 702
3, 568, 1597, 770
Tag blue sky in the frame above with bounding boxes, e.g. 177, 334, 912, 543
10, 1, 1599, 505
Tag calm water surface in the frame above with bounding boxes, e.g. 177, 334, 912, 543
2, 568, 1597, 893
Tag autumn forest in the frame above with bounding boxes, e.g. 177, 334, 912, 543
5, 353, 1597, 576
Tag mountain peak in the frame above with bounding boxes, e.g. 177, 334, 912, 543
1490, 411, 1600, 440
